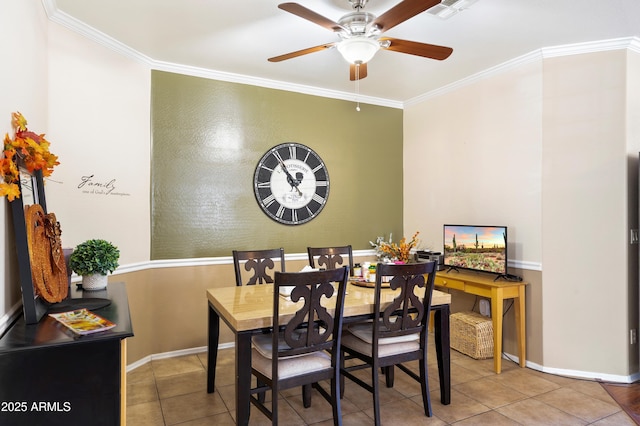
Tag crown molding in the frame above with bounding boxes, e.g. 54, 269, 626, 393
151, 60, 402, 109
42, 0, 155, 65
405, 36, 640, 107
628, 37, 640, 54
541, 36, 638, 58
405, 49, 543, 107
41, 0, 401, 109
42, 1, 640, 112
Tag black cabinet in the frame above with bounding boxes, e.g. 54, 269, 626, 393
0, 282, 133, 426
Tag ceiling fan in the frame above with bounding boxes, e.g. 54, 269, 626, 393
268, 0, 454, 81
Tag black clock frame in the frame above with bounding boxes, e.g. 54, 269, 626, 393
254, 143, 329, 225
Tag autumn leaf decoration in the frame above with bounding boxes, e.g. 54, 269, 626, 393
0, 112, 59, 201
378, 231, 420, 263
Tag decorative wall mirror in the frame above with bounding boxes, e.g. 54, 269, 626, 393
19, 166, 40, 207
11, 168, 110, 324
11, 169, 49, 323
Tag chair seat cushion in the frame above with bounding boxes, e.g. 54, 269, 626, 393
252, 329, 325, 360
253, 332, 298, 359
347, 322, 419, 345
342, 327, 420, 358
252, 348, 331, 380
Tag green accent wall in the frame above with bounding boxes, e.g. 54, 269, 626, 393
150, 71, 403, 259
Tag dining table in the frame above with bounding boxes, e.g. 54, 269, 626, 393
206, 280, 452, 425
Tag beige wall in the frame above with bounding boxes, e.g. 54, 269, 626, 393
45, 20, 151, 264
405, 49, 640, 378
0, 2, 150, 319
403, 60, 543, 260
628, 46, 640, 376
0, 0, 49, 320
404, 59, 544, 369
541, 50, 632, 375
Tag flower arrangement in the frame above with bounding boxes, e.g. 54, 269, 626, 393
370, 231, 420, 263
0, 112, 59, 201
370, 234, 393, 262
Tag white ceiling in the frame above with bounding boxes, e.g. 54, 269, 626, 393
48, 0, 640, 106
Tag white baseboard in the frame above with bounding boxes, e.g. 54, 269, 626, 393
126, 342, 234, 372
127, 345, 637, 384
503, 352, 638, 384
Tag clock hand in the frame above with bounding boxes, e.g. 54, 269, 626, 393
276, 158, 296, 184
277, 158, 303, 196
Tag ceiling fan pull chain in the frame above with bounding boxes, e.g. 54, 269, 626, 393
355, 63, 361, 112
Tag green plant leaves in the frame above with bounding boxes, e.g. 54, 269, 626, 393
69, 239, 120, 276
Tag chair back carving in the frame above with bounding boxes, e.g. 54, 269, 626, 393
340, 261, 437, 426
274, 267, 350, 358
374, 262, 437, 340
232, 248, 285, 286
307, 245, 354, 276
250, 266, 349, 424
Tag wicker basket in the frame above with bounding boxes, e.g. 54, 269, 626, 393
450, 311, 494, 359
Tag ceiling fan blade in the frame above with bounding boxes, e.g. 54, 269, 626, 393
373, 0, 441, 33
278, 3, 345, 32
349, 63, 368, 81
268, 43, 336, 62
380, 37, 453, 60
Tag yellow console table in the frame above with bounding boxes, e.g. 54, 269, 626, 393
435, 270, 527, 374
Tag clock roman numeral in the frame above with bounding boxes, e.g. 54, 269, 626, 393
262, 194, 276, 207
288, 145, 296, 160
312, 193, 326, 205
276, 204, 286, 219
273, 150, 285, 165
256, 181, 270, 189
315, 180, 328, 187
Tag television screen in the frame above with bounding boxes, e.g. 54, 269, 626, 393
443, 225, 507, 275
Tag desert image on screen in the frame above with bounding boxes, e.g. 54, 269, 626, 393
444, 226, 506, 273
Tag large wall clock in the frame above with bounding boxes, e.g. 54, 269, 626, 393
254, 142, 330, 225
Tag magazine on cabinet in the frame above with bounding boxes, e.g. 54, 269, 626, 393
49, 308, 116, 335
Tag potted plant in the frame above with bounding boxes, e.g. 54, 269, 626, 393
69, 239, 120, 290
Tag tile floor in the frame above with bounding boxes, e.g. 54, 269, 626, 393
127, 336, 636, 425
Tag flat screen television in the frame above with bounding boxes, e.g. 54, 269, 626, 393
443, 224, 507, 277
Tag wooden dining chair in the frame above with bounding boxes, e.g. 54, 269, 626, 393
340, 261, 437, 426
307, 245, 354, 276
232, 248, 285, 286
232, 248, 291, 403
249, 266, 350, 426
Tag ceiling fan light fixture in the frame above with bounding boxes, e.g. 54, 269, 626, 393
337, 37, 379, 64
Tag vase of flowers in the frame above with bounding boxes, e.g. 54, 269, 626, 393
370, 231, 420, 263
69, 239, 120, 290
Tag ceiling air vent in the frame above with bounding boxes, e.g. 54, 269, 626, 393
427, 0, 479, 19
